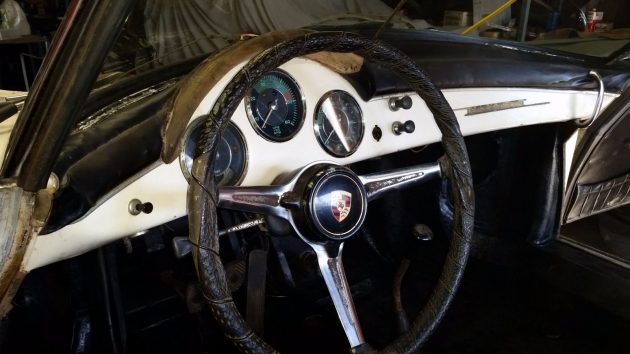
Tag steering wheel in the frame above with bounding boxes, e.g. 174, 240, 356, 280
188, 32, 474, 353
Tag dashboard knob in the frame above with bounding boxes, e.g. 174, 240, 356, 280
389, 95, 413, 111
392, 120, 415, 135
128, 199, 154, 215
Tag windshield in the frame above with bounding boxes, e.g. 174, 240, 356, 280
94, 0, 630, 90
97, 0, 414, 86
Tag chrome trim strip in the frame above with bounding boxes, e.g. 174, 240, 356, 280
558, 235, 630, 270
359, 162, 441, 201
575, 70, 605, 127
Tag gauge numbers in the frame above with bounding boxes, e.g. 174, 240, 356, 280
314, 91, 364, 157
180, 119, 247, 186
245, 70, 305, 142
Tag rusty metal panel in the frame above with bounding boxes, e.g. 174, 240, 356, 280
0, 186, 21, 272
0, 186, 37, 316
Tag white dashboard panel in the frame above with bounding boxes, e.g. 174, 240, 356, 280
26, 57, 618, 270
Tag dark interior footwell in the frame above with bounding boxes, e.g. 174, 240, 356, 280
2, 234, 629, 354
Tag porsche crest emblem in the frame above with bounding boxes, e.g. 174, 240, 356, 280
331, 190, 352, 222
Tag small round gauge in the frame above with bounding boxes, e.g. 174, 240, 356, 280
180, 119, 247, 186
314, 90, 364, 157
245, 70, 305, 142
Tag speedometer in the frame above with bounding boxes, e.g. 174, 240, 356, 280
314, 90, 364, 157
245, 70, 305, 142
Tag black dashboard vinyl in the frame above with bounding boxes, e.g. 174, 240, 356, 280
42, 87, 173, 234
345, 28, 630, 100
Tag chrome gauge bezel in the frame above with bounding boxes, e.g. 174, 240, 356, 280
313, 90, 365, 158
179, 117, 248, 186
244, 69, 306, 142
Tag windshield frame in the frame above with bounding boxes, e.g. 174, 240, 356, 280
0, 0, 136, 191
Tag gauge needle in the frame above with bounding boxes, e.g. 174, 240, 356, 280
322, 99, 351, 152
261, 99, 278, 129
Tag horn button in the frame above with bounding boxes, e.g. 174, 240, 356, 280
290, 165, 368, 242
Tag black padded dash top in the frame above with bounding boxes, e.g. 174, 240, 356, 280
344, 28, 630, 99
42, 85, 176, 234
41, 55, 209, 234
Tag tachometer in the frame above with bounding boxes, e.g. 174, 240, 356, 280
180, 119, 247, 186
314, 90, 364, 157
245, 70, 305, 142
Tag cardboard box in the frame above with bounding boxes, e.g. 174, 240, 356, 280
444, 11, 472, 26
594, 21, 614, 32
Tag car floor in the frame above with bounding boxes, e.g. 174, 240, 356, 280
423, 254, 630, 354
121, 241, 630, 354
3, 236, 629, 354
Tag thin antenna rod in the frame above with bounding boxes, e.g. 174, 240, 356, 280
374, 0, 408, 39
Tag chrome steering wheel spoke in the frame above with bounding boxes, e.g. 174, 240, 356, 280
216, 161, 441, 349
309, 242, 365, 348
217, 185, 293, 219
359, 161, 442, 201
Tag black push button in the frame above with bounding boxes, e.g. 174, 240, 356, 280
392, 120, 415, 135
389, 96, 413, 111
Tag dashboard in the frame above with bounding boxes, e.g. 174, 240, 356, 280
180, 64, 413, 187
178, 58, 449, 188
26, 56, 619, 271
